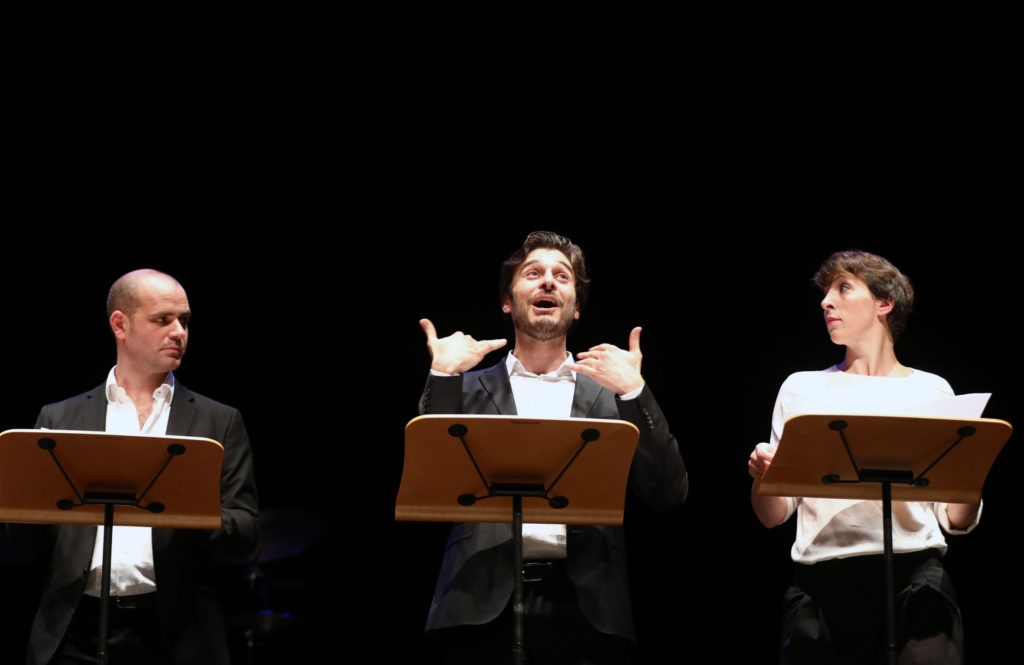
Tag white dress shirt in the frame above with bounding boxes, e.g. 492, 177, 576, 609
770, 366, 982, 565
507, 352, 577, 559
83, 367, 175, 597
505, 352, 643, 559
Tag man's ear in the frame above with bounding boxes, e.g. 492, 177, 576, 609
876, 299, 894, 317
110, 311, 129, 340
502, 295, 511, 314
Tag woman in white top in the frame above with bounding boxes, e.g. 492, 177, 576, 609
748, 250, 980, 665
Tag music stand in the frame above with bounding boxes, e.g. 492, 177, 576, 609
758, 414, 1011, 665
0, 429, 224, 665
396, 414, 640, 665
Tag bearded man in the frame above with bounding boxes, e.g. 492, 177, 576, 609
418, 231, 688, 665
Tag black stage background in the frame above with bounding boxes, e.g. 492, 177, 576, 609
5, 4, 1022, 663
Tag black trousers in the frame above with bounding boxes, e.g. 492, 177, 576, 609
429, 560, 634, 665
50, 594, 172, 665
781, 550, 962, 665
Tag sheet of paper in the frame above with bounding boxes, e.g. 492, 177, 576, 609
910, 393, 991, 419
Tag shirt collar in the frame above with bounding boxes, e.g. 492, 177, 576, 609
105, 366, 175, 405
505, 351, 576, 381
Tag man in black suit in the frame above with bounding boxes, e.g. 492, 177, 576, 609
418, 232, 688, 665
14, 269, 258, 665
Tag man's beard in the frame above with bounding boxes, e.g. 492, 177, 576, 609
510, 295, 575, 342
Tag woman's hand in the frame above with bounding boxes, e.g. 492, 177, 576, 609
748, 442, 776, 481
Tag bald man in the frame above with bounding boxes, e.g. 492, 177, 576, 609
13, 269, 258, 665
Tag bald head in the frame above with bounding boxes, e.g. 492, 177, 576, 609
107, 269, 185, 320
108, 270, 191, 381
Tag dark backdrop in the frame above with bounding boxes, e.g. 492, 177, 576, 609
4, 3, 1022, 663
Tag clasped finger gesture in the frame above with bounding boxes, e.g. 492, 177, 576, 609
569, 326, 645, 396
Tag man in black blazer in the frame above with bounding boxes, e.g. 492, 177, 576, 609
418, 232, 687, 664
13, 269, 258, 665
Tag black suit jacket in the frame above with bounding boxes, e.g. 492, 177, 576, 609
12, 382, 258, 665
419, 361, 687, 641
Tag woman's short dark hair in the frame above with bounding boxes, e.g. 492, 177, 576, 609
814, 250, 914, 340
498, 231, 590, 309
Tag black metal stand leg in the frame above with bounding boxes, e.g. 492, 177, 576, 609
512, 495, 525, 665
98, 504, 114, 665
445, 421, 596, 665
882, 482, 896, 665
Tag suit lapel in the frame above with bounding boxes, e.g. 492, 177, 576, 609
166, 383, 197, 436
570, 373, 608, 418
155, 383, 198, 552
78, 385, 108, 431
59, 387, 107, 583
476, 363, 518, 415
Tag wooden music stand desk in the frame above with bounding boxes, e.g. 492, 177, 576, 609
0, 428, 225, 664
396, 414, 640, 665
759, 413, 1011, 664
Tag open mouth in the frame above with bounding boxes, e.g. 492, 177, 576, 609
532, 296, 558, 309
